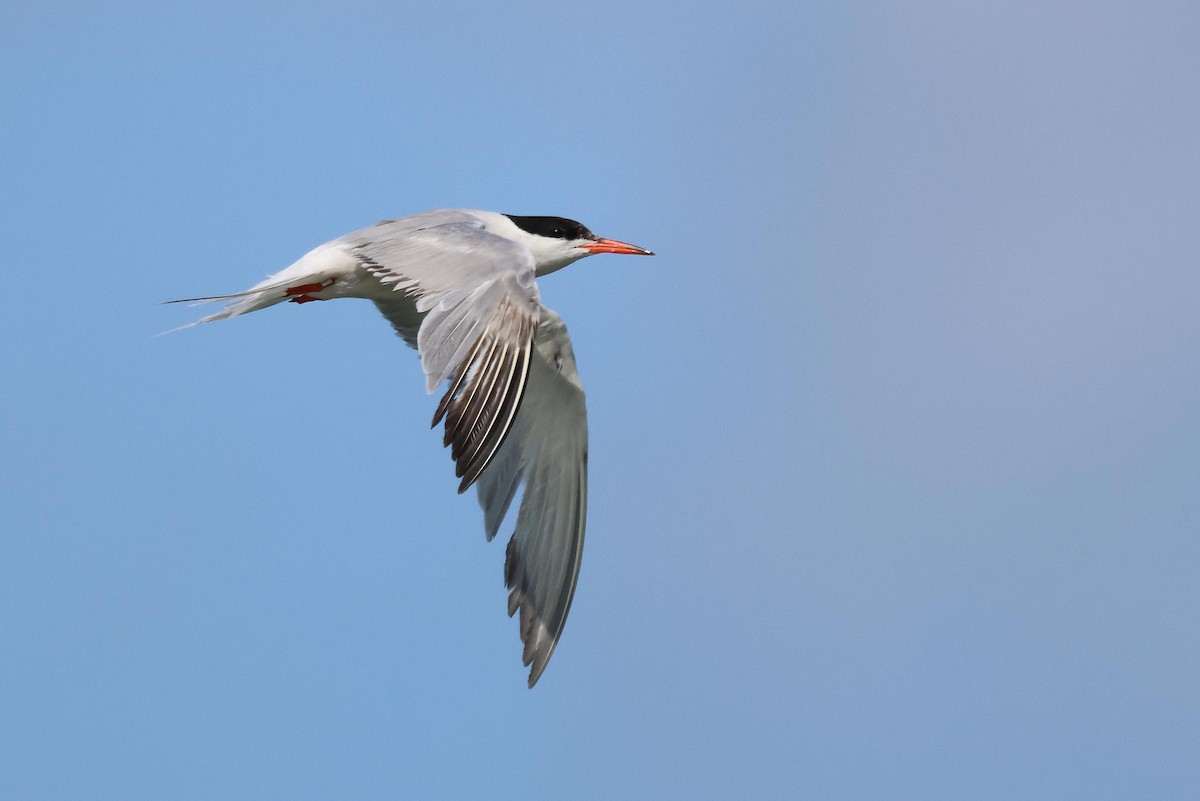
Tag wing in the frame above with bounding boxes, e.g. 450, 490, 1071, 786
343, 211, 541, 492
474, 308, 588, 687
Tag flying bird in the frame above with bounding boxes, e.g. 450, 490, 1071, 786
169, 209, 654, 686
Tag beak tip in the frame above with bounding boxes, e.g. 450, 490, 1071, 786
586, 238, 656, 257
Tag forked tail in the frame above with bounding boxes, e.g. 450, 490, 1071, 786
162, 275, 335, 332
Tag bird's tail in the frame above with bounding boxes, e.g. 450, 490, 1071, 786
163, 242, 349, 333
160, 278, 297, 332
162, 261, 345, 334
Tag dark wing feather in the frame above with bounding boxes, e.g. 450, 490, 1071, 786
345, 213, 540, 491
473, 308, 588, 686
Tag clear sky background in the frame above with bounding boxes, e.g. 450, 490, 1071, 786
2, 2, 1198, 799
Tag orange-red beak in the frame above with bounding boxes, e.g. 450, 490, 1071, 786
582, 238, 655, 256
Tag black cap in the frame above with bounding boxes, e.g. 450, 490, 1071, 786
504, 215, 596, 241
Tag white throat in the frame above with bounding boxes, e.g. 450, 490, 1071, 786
470, 211, 589, 276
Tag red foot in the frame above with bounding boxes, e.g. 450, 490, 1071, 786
285, 281, 331, 296
289, 294, 320, 304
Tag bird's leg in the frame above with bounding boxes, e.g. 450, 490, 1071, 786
285, 277, 336, 304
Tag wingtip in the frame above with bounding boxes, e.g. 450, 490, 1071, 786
527, 658, 550, 688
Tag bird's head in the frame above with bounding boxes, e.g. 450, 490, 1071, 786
502, 214, 654, 276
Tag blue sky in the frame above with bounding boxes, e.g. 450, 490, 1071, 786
2, 2, 1198, 799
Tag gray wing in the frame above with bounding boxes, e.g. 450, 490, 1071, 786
474, 308, 588, 687
372, 297, 421, 350
344, 211, 541, 492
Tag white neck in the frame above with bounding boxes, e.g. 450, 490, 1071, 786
469, 210, 590, 276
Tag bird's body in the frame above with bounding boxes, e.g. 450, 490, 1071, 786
171, 208, 652, 686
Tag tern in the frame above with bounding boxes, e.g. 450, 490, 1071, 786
169, 209, 654, 686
